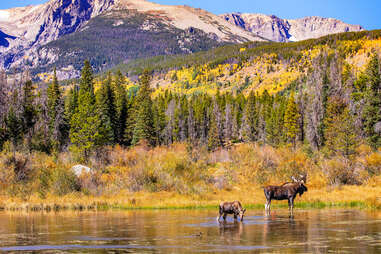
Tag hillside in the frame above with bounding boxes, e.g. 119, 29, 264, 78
109, 30, 381, 97
0, 0, 263, 77
0, 0, 365, 79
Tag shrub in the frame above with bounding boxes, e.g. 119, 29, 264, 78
51, 166, 80, 196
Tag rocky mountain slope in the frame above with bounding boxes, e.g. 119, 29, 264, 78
222, 13, 364, 42
0, 0, 365, 78
0, 0, 263, 76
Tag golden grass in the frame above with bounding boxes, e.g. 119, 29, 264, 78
0, 143, 380, 211
0, 184, 380, 211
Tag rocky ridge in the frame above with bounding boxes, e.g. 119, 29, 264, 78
222, 13, 364, 42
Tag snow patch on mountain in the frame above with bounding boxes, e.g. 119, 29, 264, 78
0, 10, 9, 21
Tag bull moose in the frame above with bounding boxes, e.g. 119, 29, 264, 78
217, 201, 246, 222
263, 175, 308, 214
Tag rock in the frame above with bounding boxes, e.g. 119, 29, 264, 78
71, 165, 93, 177
221, 13, 364, 42
374, 121, 381, 134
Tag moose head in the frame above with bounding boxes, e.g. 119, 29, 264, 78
291, 174, 308, 196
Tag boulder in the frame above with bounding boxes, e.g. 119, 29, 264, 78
71, 165, 93, 177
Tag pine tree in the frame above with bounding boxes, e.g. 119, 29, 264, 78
124, 95, 136, 146
5, 106, 23, 155
96, 72, 116, 144
21, 80, 37, 150
70, 61, 105, 159
241, 91, 258, 142
224, 103, 233, 144
324, 97, 359, 157
131, 70, 155, 146
266, 95, 286, 146
284, 92, 301, 147
65, 86, 78, 124
47, 68, 66, 151
208, 101, 223, 151
79, 60, 95, 101
187, 102, 197, 144
363, 53, 381, 149
114, 70, 128, 145
47, 68, 60, 127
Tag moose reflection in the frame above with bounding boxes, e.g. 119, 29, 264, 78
263, 175, 308, 214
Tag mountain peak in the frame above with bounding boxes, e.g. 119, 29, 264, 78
222, 13, 364, 42
0, 0, 365, 75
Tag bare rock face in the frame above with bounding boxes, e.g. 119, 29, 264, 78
0, 0, 364, 75
0, 0, 115, 69
222, 13, 364, 42
0, 0, 262, 72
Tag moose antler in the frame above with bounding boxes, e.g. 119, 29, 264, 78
299, 174, 307, 183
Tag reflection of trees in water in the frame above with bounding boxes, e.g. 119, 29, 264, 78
218, 221, 244, 244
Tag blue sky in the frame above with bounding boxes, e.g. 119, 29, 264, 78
0, 0, 379, 30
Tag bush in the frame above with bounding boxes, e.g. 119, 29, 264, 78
323, 157, 363, 185
51, 166, 80, 196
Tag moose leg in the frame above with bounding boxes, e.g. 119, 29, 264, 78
265, 199, 271, 214
289, 197, 294, 216
223, 213, 227, 221
234, 213, 237, 220
217, 206, 223, 221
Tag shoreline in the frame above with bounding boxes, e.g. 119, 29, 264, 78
0, 199, 379, 212
1, 182, 380, 212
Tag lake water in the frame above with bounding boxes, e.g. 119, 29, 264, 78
0, 209, 380, 253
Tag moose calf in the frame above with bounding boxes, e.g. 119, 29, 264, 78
217, 201, 246, 222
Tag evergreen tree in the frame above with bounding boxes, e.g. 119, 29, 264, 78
70, 61, 105, 159
21, 80, 37, 150
131, 70, 155, 146
124, 95, 137, 146
153, 98, 166, 145
187, 102, 197, 144
266, 95, 286, 146
208, 101, 223, 151
284, 92, 301, 147
47, 68, 66, 151
324, 97, 359, 157
241, 91, 258, 142
47, 68, 60, 127
224, 103, 234, 144
363, 53, 381, 149
79, 60, 95, 101
96, 72, 116, 144
5, 106, 23, 155
65, 86, 78, 125
114, 70, 128, 145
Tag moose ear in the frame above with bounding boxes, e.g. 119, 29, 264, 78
291, 176, 298, 182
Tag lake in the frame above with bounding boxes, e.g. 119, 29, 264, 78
0, 209, 380, 253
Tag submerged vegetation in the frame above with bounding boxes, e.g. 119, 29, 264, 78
0, 30, 380, 210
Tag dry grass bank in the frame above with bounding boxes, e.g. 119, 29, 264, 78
0, 143, 380, 211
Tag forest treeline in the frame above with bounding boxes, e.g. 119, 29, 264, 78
0, 51, 380, 161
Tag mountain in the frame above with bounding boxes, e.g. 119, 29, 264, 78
0, 0, 262, 77
0, 0, 365, 79
221, 13, 364, 42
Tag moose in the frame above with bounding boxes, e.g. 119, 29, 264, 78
217, 201, 246, 222
263, 175, 308, 214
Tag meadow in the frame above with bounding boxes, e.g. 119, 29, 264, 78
0, 143, 379, 211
